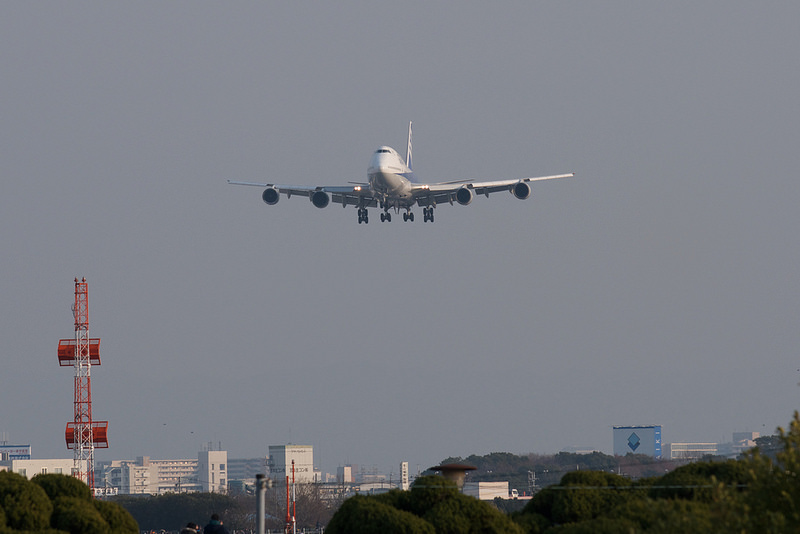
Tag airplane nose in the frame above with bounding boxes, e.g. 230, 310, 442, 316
369, 153, 391, 172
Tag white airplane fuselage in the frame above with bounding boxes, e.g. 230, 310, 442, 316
367, 146, 415, 205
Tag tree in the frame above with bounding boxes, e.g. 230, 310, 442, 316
738, 411, 800, 530
328, 475, 523, 534
0, 470, 53, 531
93, 499, 140, 534
405, 475, 460, 517
422, 492, 523, 534
326, 494, 434, 534
32, 474, 93, 502
522, 470, 635, 525
648, 459, 749, 502
0, 472, 136, 534
51, 497, 110, 534
603, 498, 715, 534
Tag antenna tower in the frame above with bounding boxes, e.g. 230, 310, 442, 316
57, 278, 108, 492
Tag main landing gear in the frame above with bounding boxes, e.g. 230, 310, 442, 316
366, 207, 436, 224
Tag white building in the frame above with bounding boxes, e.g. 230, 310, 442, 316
198, 450, 227, 493
1, 458, 84, 479
463, 481, 510, 501
337, 465, 354, 484
400, 461, 410, 491
151, 457, 201, 494
663, 442, 718, 460
98, 457, 158, 494
96, 450, 227, 495
718, 432, 760, 457
268, 445, 314, 484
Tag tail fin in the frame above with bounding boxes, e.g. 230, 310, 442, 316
406, 121, 413, 170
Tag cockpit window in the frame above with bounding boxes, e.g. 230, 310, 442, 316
376, 149, 391, 154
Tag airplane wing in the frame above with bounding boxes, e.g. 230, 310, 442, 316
410, 173, 574, 207
227, 181, 378, 208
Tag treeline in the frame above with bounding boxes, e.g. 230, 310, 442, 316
330, 412, 800, 532
112, 482, 339, 532
111, 493, 241, 533
439, 450, 683, 492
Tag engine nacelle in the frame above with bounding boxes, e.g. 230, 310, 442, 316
311, 190, 330, 209
262, 187, 280, 205
455, 186, 474, 206
512, 181, 531, 200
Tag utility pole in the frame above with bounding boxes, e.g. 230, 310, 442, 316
256, 474, 266, 534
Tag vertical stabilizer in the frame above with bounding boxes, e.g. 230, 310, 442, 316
406, 121, 413, 170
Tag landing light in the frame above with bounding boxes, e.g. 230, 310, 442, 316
354, 186, 362, 191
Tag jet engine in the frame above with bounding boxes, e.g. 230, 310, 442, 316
455, 186, 474, 206
512, 181, 531, 200
311, 190, 330, 208
262, 187, 280, 205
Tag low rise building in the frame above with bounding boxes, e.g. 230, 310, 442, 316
0, 444, 32, 461
96, 450, 227, 495
663, 442, 718, 460
228, 457, 267, 484
1, 458, 84, 479
268, 445, 315, 484
463, 481, 509, 501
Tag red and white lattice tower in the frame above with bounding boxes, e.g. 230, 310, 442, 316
57, 278, 108, 492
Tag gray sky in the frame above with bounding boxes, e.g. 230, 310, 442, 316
2, 2, 799, 477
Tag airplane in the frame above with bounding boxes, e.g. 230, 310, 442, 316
228, 122, 574, 224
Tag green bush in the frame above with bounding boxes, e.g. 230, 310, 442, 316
373, 488, 413, 512
93, 500, 139, 534
406, 475, 460, 517
0, 470, 54, 531
32, 474, 92, 502
423, 492, 523, 534
326, 494, 434, 534
549, 471, 634, 524
605, 498, 715, 534
510, 510, 550, 534
51, 497, 110, 534
649, 459, 750, 502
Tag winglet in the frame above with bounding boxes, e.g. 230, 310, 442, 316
406, 121, 413, 170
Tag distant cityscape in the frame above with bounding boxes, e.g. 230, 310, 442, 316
0, 427, 763, 498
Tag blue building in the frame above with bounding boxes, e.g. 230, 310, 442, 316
613, 426, 662, 459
